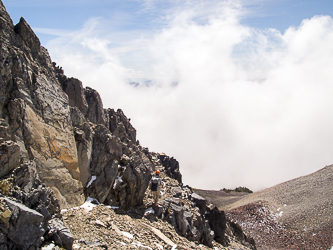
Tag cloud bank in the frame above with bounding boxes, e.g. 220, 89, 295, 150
43, 0, 333, 191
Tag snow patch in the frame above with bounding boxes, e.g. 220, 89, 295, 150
113, 172, 123, 189
105, 205, 119, 210
80, 196, 100, 211
155, 242, 164, 250
86, 176, 96, 188
144, 207, 155, 215
41, 243, 55, 250
73, 244, 80, 249
122, 231, 134, 239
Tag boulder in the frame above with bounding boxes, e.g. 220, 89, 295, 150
47, 218, 74, 250
4, 198, 45, 250
190, 193, 207, 214
171, 186, 183, 198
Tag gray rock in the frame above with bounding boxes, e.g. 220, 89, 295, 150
190, 193, 207, 214
4, 198, 45, 250
48, 218, 73, 250
85, 87, 106, 125
158, 155, 182, 184
62, 78, 88, 116
14, 17, 40, 58
171, 186, 183, 198
0, 140, 22, 178
0, 7, 85, 208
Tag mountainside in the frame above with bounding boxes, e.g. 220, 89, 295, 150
198, 165, 333, 249
0, 1, 255, 249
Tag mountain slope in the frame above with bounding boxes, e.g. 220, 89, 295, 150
199, 165, 333, 249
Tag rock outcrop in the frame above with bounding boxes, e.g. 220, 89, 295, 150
0, 1, 84, 209
0, 1, 256, 249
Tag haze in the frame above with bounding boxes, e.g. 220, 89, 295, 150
4, 0, 333, 191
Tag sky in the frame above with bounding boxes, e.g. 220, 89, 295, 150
3, 0, 333, 191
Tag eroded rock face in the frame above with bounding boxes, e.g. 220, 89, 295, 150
0, 0, 84, 208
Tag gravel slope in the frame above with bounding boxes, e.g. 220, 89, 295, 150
226, 165, 333, 233
198, 165, 333, 249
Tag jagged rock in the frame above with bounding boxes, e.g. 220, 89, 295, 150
0, 140, 22, 179
11, 162, 60, 219
47, 218, 74, 250
14, 17, 40, 59
85, 87, 106, 125
62, 78, 89, 116
3, 198, 45, 250
205, 206, 229, 246
105, 109, 136, 144
190, 193, 207, 214
91, 160, 118, 204
0, 2, 84, 208
171, 186, 183, 197
158, 154, 182, 183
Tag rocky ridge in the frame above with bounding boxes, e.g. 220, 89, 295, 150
0, 1, 255, 249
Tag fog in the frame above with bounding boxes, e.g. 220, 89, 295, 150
44, 0, 333, 191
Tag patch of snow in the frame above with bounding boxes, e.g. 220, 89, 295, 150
277, 207, 281, 211
155, 242, 164, 250
144, 207, 155, 215
41, 243, 55, 250
86, 176, 96, 188
105, 205, 119, 210
61, 209, 68, 213
122, 231, 134, 239
73, 244, 80, 249
171, 245, 177, 250
284, 204, 287, 207
80, 196, 100, 211
113, 172, 123, 189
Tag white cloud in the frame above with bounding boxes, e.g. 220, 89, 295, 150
46, 1, 333, 191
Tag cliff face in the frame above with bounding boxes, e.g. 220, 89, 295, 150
0, 6, 84, 210
0, 0, 157, 210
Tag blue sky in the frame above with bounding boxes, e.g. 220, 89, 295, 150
3, 0, 333, 191
4, 0, 333, 41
